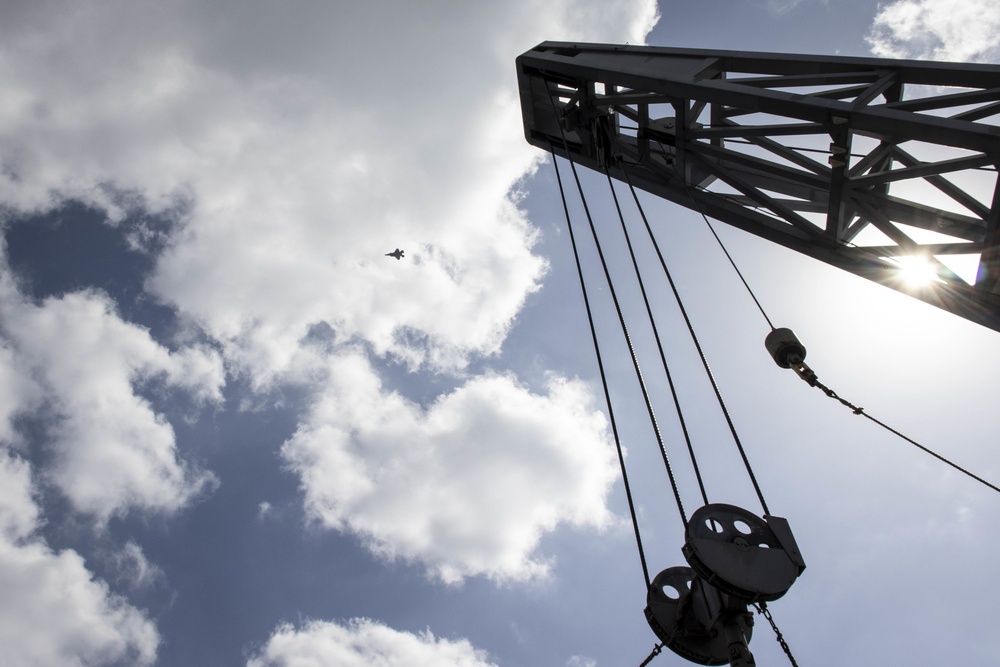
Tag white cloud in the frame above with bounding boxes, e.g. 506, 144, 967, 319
0, 451, 159, 666
0, 0, 655, 586
0, 337, 41, 448
247, 618, 497, 667
867, 0, 1000, 62
0, 451, 39, 541
0, 264, 224, 521
282, 352, 619, 584
0, 0, 658, 383
110, 541, 165, 592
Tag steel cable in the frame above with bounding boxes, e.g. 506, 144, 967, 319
549, 142, 653, 588
558, 145, 690, 525
604, 169, 709, 506
801, 372, 1000, 495
617, 160, 772, 516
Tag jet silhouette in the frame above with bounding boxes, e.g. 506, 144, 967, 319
385, 249, 404, 260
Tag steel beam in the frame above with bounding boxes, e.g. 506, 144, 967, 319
517, 42, 1000, 332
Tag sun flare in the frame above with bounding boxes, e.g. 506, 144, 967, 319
893, 255, 940, 289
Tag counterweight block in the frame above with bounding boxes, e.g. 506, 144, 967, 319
682, 504, 805, 602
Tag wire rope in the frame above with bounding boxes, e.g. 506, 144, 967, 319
858, 410, 1000, 495
549, 142, 653, 588
616, 159, 772, 516
604, 169, 709, 506
795, 369, 1000, 495
560, 145, 689, 525
697, 214, 775, 331
654, 138, 1000, 498
656, 139, 776, 330
542, 88, 693, 531
660, 135, 1000, 498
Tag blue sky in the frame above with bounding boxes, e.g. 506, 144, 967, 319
1, 0, 999, 665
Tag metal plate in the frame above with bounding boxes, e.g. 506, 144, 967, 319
682, 503, 801, 602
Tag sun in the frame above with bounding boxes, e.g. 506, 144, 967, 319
892, 255, 941, 289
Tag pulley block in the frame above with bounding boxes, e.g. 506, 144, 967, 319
645, 566, 754, 666
682, 503, 805, 602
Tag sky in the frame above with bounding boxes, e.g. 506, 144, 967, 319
0, 0, 998, 666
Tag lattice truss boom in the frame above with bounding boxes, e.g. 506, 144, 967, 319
517, 42, 1000, 331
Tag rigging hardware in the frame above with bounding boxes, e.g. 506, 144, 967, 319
764, 327, 817, 385
534, 46, 813, 665
754, 602, 800, 667
548, 113, 801, 667
765, 327, 1000, 495
518, 39, 1000, 666
645, 566, 755, 666
638, 642, 665, 667
682, 504, 805, 603
645, 504, 805, 664
552, 145, 802, 666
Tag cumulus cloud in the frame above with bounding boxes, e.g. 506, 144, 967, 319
0, 338, 41, 448
0, 262, 224, 521
867, 0, 1000, 62
247, 618, 497, 667
0, 0, 655, 582
0, 0, 657, 382
0, 451, 159, 666
282, 352, 619, 584
0, 451, 39, 540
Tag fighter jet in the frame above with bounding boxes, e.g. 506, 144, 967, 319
385, 248, 404, 260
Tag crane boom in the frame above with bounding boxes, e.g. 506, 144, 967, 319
517, 42, 1000, 332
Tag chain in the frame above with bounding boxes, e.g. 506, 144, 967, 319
638, 643, 664, 666
753, 602, 800, 666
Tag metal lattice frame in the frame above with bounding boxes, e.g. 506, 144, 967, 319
517, 42, 1000, 332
